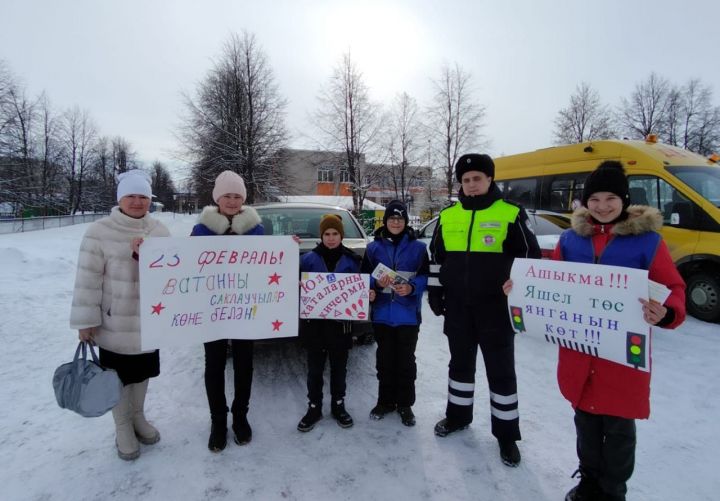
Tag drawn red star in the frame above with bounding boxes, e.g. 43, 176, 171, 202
151, 303, 165, 315
268, 272, 282, 285
271, 319, 283, 331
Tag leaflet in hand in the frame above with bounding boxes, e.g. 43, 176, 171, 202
371, 263, 409, 285
648, 279, 672, 304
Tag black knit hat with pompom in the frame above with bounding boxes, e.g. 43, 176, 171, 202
582, 160, 630, 208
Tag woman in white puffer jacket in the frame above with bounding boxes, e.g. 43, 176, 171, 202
70, 170, 170, 461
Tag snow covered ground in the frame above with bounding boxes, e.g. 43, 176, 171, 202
0, 212, 718, 501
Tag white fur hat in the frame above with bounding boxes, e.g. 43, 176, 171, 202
116, 170, 153, 202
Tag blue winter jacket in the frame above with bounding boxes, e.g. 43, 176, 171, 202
362, 228, 429, 326
300, 245, 361, 274
299, 244, 362, 349
191, 224, 264, 236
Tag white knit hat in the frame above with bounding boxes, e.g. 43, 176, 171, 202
212, 170, 247, 203
116, 170, 153, 202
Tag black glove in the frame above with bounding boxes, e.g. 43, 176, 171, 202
428, 291, 445, 316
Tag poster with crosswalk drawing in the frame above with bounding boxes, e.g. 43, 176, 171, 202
507, 258, 651, 372
300, 272, 370, 321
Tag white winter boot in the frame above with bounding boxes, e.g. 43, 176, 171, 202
112, 385, 140, 460
130, 379, 160, 445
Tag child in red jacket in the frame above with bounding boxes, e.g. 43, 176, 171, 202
554, 161, 686, 501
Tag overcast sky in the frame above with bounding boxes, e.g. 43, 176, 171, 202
3, 0, 719, 181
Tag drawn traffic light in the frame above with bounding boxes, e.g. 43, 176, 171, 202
626, 332, 647, 369
510, 306, 525, 332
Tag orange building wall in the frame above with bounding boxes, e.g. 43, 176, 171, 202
316, 183, 352, 196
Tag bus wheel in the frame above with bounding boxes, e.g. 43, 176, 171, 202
686, 273, 720, 323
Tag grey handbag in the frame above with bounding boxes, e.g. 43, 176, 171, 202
52, 341, 123, 417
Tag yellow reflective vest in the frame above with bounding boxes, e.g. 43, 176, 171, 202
440, 199, 520, 253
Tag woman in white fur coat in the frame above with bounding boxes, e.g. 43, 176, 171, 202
70, 170, 170, 461
190, 170, 264, 452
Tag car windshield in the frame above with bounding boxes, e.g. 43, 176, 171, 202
255, 207, 364, 239
667, 166, 720, 207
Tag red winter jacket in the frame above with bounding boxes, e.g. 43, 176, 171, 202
553, 206, 686, 419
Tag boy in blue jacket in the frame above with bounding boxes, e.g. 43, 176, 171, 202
297, 214, 362, 432
361, 200, 429, 426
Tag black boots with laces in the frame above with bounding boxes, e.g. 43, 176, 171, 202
397, 406, 416, 427
565, 469, 604, 501
297, 403, 323, 432
369, 403, 396, 420
331, 399, 354, 428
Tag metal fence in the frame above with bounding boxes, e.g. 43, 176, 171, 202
0, 213, 108, 234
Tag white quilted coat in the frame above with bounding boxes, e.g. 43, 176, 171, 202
70, 207, 170, 354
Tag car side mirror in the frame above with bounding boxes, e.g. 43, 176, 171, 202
669, 201, 693, 226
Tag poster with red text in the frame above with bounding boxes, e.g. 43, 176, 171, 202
507, 258, 651, 371
299, 272, 370, 321
140, 236, 299, 349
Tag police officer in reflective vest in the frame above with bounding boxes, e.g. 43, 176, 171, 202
428, 153, 541, 467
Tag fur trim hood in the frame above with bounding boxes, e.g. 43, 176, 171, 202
570, 205, 663, 237
197, 205, 262, 235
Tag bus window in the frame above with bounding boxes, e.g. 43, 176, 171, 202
504, 178, 537, 208
542, 173, 587, 213
628, 176, 659, 209
629, 175, 699, 228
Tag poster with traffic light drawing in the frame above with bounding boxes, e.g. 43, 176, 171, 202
139, 236, 299, 349
507, 258, 651, 372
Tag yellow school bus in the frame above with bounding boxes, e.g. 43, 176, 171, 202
494, 138, 720, 323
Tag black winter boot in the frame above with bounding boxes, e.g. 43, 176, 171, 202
397, 406, 416, 427
297, 403, 323, 432
499, 439, 521, 467
208, 415, 227, 452
434, 418, 469, 437
565, 469, 602, 501
331, 400, 354, 428
232, 412, 252, 445
369, 403, 396, 420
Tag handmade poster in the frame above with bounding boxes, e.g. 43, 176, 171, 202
140, 236, 299, 349
507, 258, 651, 372
299, 272, 370, 321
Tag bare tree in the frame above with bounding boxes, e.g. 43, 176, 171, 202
59, 106, 97, 213
0, 78, 39, 210
618, 72, 672, 139
79, 136, 118, 211
384, 92, 426, 203
35, 93, 64, 211
313, 51, 383, 214
0, 65, 65, 215
180, 31, 288, 205
553, 82, 614, 144
0, 60, 16, 150
150, 161, 177, 211
669, 80, 720, 155
426, 63, 485, 201
112, 136, 136, 174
